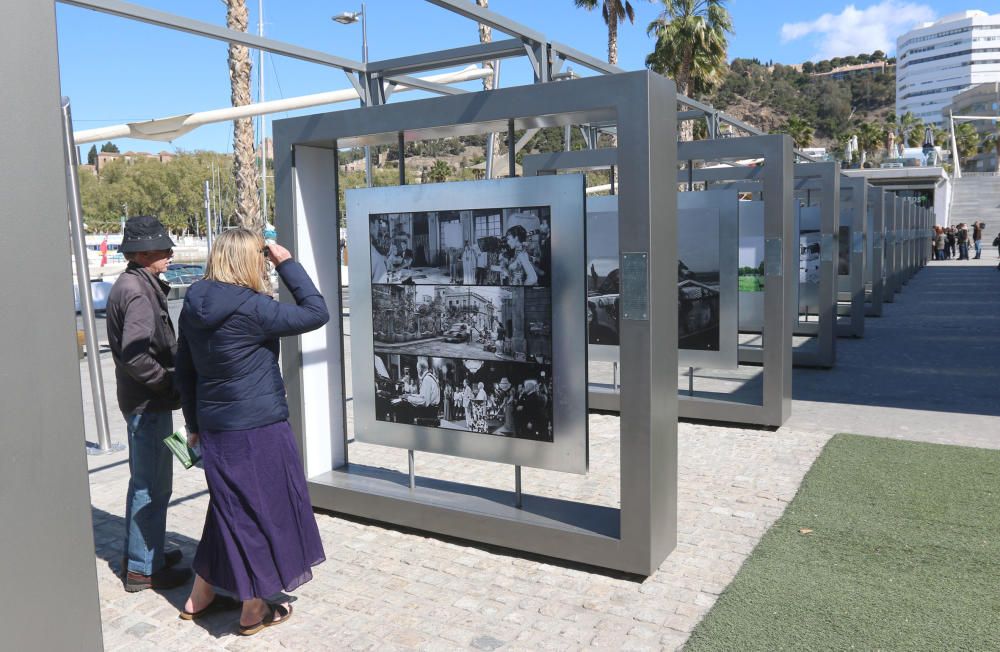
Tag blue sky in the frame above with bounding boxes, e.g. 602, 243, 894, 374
56, 0, 979, 153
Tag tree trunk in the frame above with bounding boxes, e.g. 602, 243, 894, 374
226, 0, 261, 232
608, 20, 618, 65
677, 51, 695, 142
476, 0, 497, 174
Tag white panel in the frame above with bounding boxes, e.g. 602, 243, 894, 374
293, 146, 344, 476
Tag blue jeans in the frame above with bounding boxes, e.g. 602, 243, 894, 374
959, 243, 969, 259
123, 410, 173, 575
974, 240, 982, 258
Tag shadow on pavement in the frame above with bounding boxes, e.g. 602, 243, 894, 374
792, 265, 1000, 417
91, 504, 290, 639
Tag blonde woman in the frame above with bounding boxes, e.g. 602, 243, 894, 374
175, 229, 329, 635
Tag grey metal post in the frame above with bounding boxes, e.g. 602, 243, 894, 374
362, 2, 372, 188
3, 6, 104, 643
62, 98, 115, 454
514, 465, 522, 508
204, 180, 213, 253
408, 449, 415, 489
507, 118, 515, 177
398, 131, 406, 185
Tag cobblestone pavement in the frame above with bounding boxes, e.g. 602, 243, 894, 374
81, 258, 998, 650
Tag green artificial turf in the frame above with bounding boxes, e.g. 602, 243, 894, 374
686, 434, 1000, 651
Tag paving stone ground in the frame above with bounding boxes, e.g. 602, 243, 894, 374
81, 256, 998, 650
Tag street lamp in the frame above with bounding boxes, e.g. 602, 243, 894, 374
332, 3, 371, 187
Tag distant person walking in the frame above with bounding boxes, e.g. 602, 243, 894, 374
176, 229, 329, 635
934, 227, 946, 260
972, 221, 984, 259
957, 223, 970, 260
945, 227, 956, 259
106, 215, 192, 592
993, 232, 1000, 262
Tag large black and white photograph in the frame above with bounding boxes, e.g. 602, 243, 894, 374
798, 204, 822, 310
374, 353, 554, 441
585, 203, 722, 351
838, 225, 851, 276
676, 207, 721, 352
371, 284, 552, 364
586, 202, 620, 346
368, 207, 551, 287
347, 176, 588, 474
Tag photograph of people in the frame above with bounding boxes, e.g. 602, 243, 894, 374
368, 207, 550, 286
373, 354, 553, 441
586, 206, 621, 346
500, 225, 538, 286
372, 284, 552, 364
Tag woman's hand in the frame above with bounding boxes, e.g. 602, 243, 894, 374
187, 431, 200, 448
266, 242, 293, 266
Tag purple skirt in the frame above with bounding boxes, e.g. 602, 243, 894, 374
193, 420, 325, 601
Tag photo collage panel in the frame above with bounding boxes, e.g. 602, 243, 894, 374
369, 206, 554, 442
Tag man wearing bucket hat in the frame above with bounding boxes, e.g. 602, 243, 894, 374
106, 215, 192, 592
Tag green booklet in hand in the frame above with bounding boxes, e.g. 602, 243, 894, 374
163, 431, 201, 470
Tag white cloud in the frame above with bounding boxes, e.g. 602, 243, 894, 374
780, 1, 936, 60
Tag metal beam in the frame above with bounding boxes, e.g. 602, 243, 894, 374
385, 74, 469, 96
58, 0, 366, 73
423, 0, 546, 44
367, 39, 524, 76
550, 41, 622, 76
678, 110, 704, 121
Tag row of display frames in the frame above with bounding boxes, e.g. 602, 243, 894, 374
272, 71, 934, 576
524, 146, 933, 422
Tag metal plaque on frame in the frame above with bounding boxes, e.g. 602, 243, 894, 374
346, 175, 589, 474
620, 252, 648, 321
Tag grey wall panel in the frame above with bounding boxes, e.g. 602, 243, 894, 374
0, 2, 104, 649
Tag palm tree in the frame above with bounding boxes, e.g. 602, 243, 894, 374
574, 0, 636, 65
226, 0, 261, 232
646, 0, 733, 140
858, 121, 887, 161
955, 122, 980, 161
897, 112, 923, 148
779, 116, 814, 149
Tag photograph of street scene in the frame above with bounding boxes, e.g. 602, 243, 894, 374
799, 215, 822, 311
838, 225, 852, 276
368, 206, 551, 286
374, 353, 554, 441
372, 284, 552, 364
586, 206, 721, 351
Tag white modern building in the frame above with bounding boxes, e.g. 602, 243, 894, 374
896, 10, 1000, 125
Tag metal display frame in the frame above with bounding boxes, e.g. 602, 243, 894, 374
790, 162, 839, 368
865, 186, 887, 317
550, 137, 793, 427
523, 135, 788, 426
836, 176, 866, 338
346, 176, 589, 475
528, 169, 739, 371
274, 70, 679, 576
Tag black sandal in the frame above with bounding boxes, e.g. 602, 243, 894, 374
238, 603, 293, 636
179, 594, 241, 621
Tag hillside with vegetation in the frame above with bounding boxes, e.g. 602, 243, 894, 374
705, 52, 897, 152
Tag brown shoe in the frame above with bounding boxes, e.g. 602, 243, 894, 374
121, 549, 183, 578
124, 566, 192, 593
